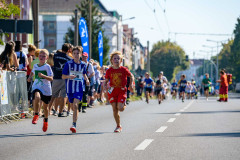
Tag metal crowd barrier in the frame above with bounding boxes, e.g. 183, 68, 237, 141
0, 71, 31, 123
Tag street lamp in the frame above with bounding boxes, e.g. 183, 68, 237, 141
206, 39, 229, 80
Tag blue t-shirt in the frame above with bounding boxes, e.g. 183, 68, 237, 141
171, 82, 178, 90
145, 78, 153, 88
179, 80, 187, 88
62, 60, 87, 93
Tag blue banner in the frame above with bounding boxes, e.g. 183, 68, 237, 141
98, 31, 103, 67
79, 17, 89, 60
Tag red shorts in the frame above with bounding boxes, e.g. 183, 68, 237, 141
108, 87, 127, 103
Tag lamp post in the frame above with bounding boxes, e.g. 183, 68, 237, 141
206, 39, 228, 81
202, 45, 218, 81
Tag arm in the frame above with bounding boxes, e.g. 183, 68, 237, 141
27, 72, 34, 82
13, 53, 19, 69
38, 73, 53, 81
128, 73, 134, 92
62, 74, 76, 80
103, 78, 110, 91
83, 74, 90, 86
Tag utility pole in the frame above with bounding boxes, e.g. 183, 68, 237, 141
89, 0, 92, 59
147, 41, 150, 73
32, 0, 39, 48
74, 9, 78, 46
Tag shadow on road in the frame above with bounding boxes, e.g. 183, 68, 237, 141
152, 110, 240, 115
0, 132, 112, 138
183, 132, 240, 138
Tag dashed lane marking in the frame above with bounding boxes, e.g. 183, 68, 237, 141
134, 139, 154, 150
167, 118, 176, 122
156, 126, 168, 133
175, 113, 181, 116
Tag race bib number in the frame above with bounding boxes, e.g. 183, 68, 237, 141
108, 87, 114, 94
70, 71, 83, 82
204, 84, 209, 87
181, 83, 186, 87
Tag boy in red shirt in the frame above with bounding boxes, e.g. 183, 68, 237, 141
217, 70, 228, 102
104, 51, 134, 132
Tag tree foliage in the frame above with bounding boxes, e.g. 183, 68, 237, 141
150, 40, 189, 81
64, 0, 109, 64
0, 0, 20, 44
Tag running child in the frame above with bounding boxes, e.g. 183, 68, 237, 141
185, 81, 192, 99
178, 74, 187, 102
171, 79, 178, 100
28, 49, 53, 132
143, 72, 154, 103
155, 74, 163, 104
161, 79, 168, 101
62, 47, 89, 133
104, 51, 134, 133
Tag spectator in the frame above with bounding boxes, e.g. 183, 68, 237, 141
15, 41, 28, 71
0, 41, 18, 71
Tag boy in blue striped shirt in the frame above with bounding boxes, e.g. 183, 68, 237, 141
62, 47, 89, 133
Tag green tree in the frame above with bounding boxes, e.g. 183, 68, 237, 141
150, 40, 189, 81
0, 0, 20, 44
64, 0, 109, 64
230, 17, 240, 82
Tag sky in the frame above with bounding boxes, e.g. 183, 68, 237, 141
100, 0, 240, 59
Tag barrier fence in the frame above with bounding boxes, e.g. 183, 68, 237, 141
0, 71, 30, 123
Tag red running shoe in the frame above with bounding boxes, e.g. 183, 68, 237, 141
32, 115, 39, 124
114, 126, 122, 133
70, 125, 76, 133
42, 121, 48, 132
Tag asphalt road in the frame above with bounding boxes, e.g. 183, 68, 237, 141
0, 94, 240, 160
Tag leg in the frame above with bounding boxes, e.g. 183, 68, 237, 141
117, 102, 126, 112
111, 102, 120, 126
34, 92, 41, 114
72, 98, 80, 123
48, 97, 56, 112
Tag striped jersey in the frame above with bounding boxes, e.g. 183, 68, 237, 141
62, 59, 87, 93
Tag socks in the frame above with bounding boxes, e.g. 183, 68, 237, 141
73, 122, 76, 127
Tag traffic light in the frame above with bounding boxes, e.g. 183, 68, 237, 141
186, 55, 189, 61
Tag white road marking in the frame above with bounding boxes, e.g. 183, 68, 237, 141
156, 126, 168, 133
134, 139, 154, 150
167, 118, 176, 122
175, 113, 181, 116
180, 109, 185, 112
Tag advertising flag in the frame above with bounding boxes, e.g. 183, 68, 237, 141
98, 31, 103, 67
79, 17, 89, 60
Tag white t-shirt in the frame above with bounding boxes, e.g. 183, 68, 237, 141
16, 51, 27, 70
31, 63, 53, 96
83, 62, 95, 85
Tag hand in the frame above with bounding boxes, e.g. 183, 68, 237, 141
129, 84, 134, 93
38, 72, 44, 78
86, 80, 90, 86
69, 75, 76, 79
27, 77, 32, 82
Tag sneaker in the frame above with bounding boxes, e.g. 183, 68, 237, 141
87, 104, 93, 108
126, 100, 130, 105
158, 100, 161, 104
82, 108, 86, 113
42, 121, 48, 132
206, 98, 208, 101
32, 115, 39, 124
217, 99, 222, 102
58, 112, 65, 117
67, 111, 70, 116
182, 99, 184, 102
114, 126, 122, 133
70, 125, 76, 133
